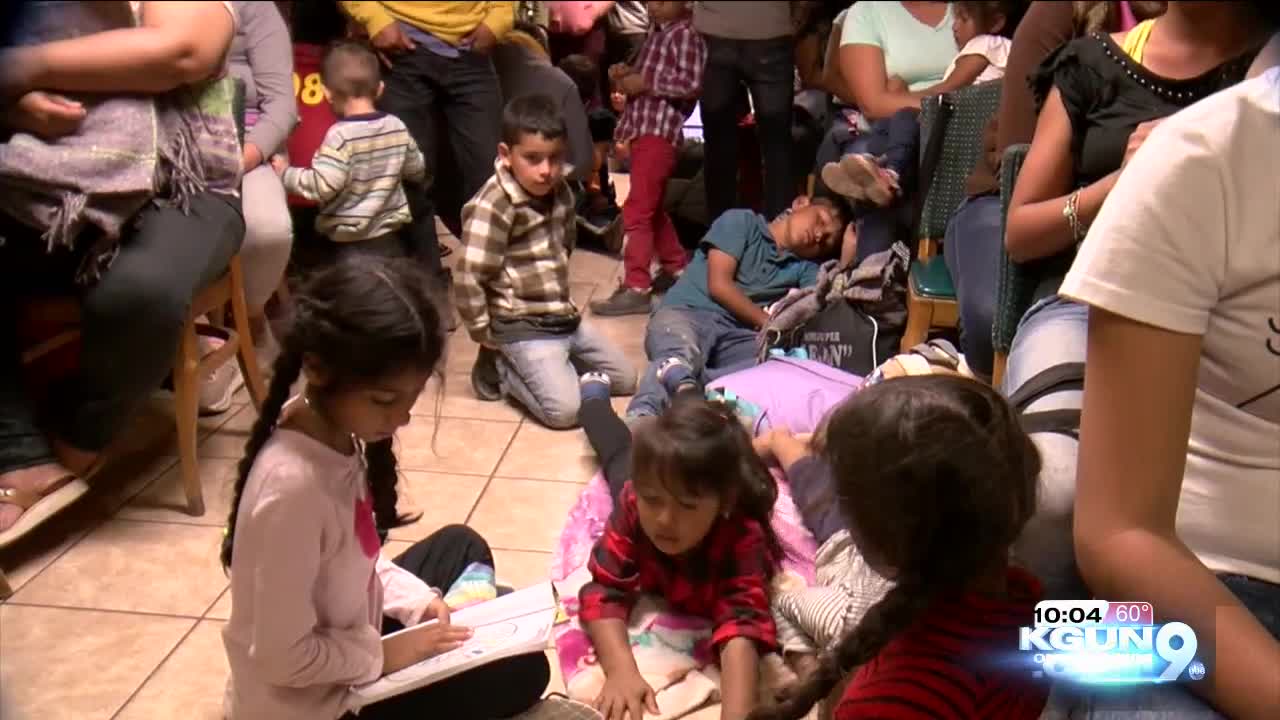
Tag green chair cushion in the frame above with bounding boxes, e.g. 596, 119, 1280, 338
911, 256, 956, 299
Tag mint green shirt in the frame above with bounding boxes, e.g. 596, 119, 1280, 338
840, 1, 955, 92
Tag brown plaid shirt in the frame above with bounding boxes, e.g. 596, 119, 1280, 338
454, 160, 579, 344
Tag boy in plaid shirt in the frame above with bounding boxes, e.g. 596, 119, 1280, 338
454, 95, 637, 429
589, 0, 707, 317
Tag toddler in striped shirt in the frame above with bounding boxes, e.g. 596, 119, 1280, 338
272, 41, 425, 259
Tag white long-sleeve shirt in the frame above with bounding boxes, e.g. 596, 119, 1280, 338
222, 427, 437, 720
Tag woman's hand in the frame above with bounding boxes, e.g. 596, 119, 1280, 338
1122, 119, 1163, 169
4, 91, 85, 139
242, 142, 263, 172
381, 621, 473, 675
370, 22, 415, 68
595, 670, 659, 720
461, 23, 497, 56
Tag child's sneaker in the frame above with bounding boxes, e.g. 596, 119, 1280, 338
821, 159, 868, 202
589, 286, 652, 317
841, 153, 901, 207
656, 356, 698, 396
579, 371, 612, 402
471, 346, 502, 402
651, 269, 682, 295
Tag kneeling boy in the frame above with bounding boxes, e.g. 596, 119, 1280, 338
455, 95, 637, 429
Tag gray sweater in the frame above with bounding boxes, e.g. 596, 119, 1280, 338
227, 0, 298, 158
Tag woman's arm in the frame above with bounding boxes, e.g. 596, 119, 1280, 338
1004, 88, 1116, 263
997, 1, 1075, 151
1, 1, 235, 97
240, 1, 298, 168
1075, 309, 1280, 719
719, 637, 760, 720
821, 18, 856, 105
795, 31, 824, 91
839, 43, 921, 119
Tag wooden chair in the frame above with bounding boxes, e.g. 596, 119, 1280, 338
900, 81, 1003, 354
19, 255, 267, 517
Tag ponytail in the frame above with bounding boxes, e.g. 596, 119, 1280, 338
751, 580, 935, 720
221, 345, 305, 569
365, 437, 419, 541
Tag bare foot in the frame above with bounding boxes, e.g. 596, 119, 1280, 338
0, 462, 77, 532
50, 436, 101, 478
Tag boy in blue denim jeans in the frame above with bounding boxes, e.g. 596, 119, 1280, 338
455, 95, 637, 429
624, 197, 847, 418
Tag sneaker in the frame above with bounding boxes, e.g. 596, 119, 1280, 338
470, 346, 502, 402
200, 360, 244, 416
579, 371, 612, 402
656, 356, 697, 396
589, 286, 652, 317
651, 269, 682, 295
841, 154, 901, 207
821, 159, 867, 201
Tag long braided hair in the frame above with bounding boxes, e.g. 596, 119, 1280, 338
750, 375, 1041, 719
220, 256, 446, 569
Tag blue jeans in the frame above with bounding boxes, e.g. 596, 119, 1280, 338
943, 194, 1003, 377
496, 321, 637, 429
860, 108, 921, 192
1003, 295, 1090, 602
625, 306, 758, 418
844, 133, 914, 265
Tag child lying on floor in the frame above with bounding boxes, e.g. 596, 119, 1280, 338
577, 371, 786, 720
625, 196, 848, 419
751, 372, 1049, 720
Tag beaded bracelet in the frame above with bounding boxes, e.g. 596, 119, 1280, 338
1063, 189, 1085, 246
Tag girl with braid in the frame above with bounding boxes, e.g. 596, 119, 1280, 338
219, 256, 549, 720
751, 375, 1048, 720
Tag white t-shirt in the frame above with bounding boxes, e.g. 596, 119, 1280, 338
1060, 69, 1280, 585
944, 34, 1010, 85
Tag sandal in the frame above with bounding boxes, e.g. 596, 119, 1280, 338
820, 160, 866, 202
839, 154, 900, 207
0, 470, 90, 550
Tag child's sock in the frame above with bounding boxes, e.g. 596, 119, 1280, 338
656, 357, 697, 396
579, 371, 612, 403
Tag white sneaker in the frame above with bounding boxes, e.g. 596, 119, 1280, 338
200, 358, 244, 416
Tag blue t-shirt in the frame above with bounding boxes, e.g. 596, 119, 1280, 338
661, 210, 819, 322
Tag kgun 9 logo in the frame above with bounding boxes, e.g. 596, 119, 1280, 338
1019, 622, 1203, 684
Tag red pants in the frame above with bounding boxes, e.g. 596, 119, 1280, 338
622, 135, 688, 290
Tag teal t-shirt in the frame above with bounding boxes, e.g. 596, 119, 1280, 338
840, 1, 955, 91
661, 210, 819, 323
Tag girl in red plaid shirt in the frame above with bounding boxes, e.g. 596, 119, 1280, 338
577, 368, 786, 720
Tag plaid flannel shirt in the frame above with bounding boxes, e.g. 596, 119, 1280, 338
454, 160, 578, 344
615, 16, 707, 146
578, 483, 778, 652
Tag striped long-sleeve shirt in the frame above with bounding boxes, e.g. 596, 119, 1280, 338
281, 112, 426, 243
614, 16, 707, 145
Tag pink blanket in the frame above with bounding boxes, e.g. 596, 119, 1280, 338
551, 470, 818, 718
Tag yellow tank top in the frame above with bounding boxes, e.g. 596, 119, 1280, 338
1122, 19, 1157, 63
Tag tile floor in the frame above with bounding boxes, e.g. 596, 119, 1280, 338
0, 175, 730, 720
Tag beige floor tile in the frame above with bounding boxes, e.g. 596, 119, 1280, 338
117, 456, 238, 525
12, 520, 227, 617
197, 404, 260, 459
442, 333, 481, 376
0, 605, 194, 720
394, 416, 518, 476
568, 249, 620, 283
114, 620, 229, 720
206, 587, 231, 621
491, 548, 553, 590
468, 478, 584, 553
544, 647, 565, 696
570, 281, 600, 309
388, 471, 488, 542
496, 423, 599, 485
437, 372, 527, 422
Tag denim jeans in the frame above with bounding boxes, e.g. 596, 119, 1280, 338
496, 321, 637, 429
943, 194, 1003, 377
860, 108, 922, 193
378, 45, 502, 280
0, 193, 244, 473
1002, 295, 1090, 602
701, 35, 796, 220
843, 133, 915, 265
626, 306, 758, 418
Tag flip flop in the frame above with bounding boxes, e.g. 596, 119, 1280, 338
840, 154, 899, 207
0, 472, 90, 550
820, 160, 867, 202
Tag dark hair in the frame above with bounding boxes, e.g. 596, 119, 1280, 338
629, 396, 787, 568
220, 256, 446, 569
501, 93, 567, 146
955, 0, 1027, 38
752, 375, 1040, 720
807, 195, 850, 227
321, 40, 381, 99
558, 53, 598, 103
